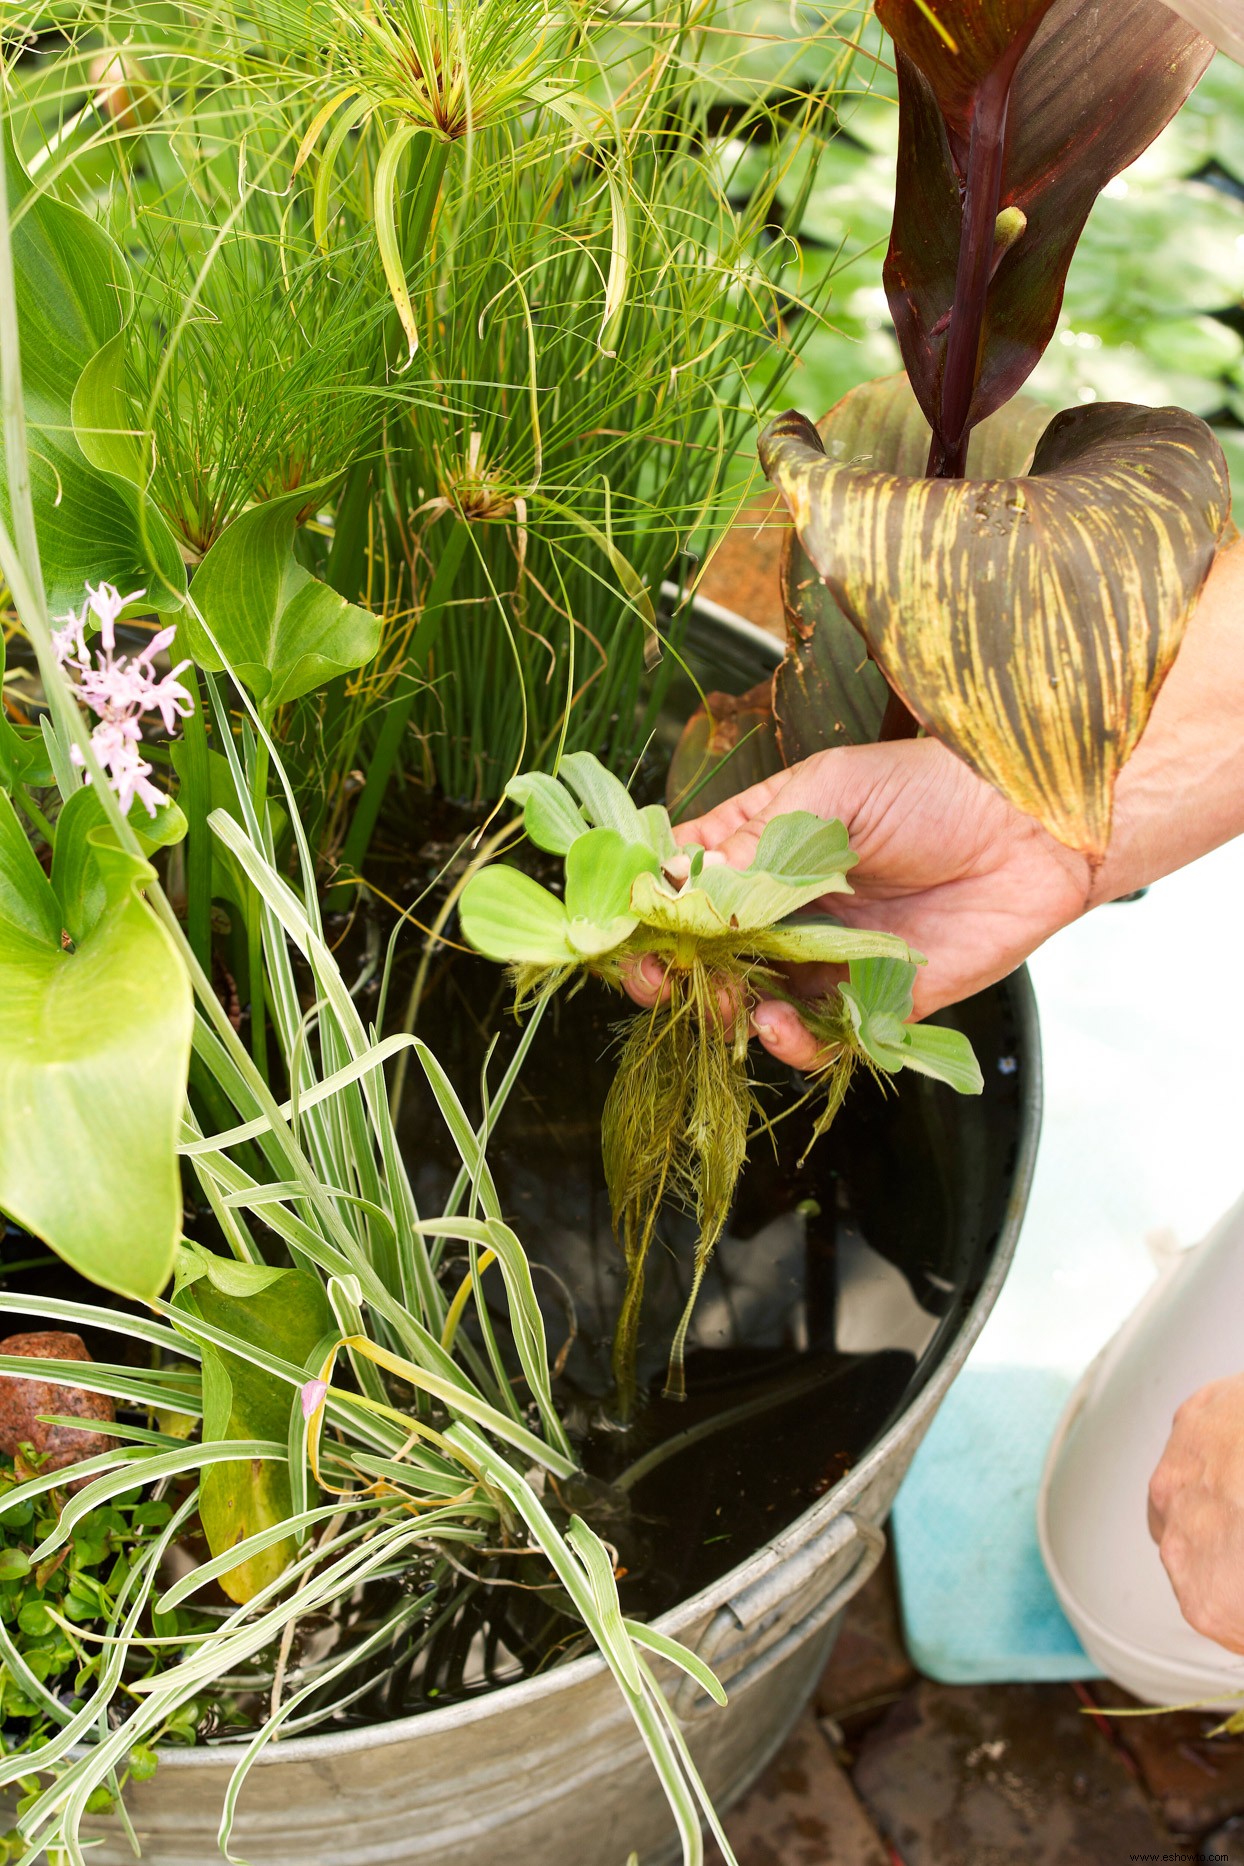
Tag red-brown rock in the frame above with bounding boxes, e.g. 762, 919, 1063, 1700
0, 1331, 116, 1480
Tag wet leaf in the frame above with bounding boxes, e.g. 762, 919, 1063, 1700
881, 0, 1213, 445
760, 396, 1230, 856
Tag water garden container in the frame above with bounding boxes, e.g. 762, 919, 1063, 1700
81, 606, 1042, 1865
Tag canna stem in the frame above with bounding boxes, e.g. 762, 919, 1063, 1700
927, 64, 1014, 478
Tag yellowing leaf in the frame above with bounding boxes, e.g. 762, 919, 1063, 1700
761, 395, 1231, 857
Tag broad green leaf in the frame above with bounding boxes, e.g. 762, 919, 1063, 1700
505, 772, 588, 854
879, 0, 1212, 449
750, 811, 855, 885
52, 786, 187, 947
185, 490, 381, 714
760, 399, 1231, 857
458, 865, 577, 965
563, 829, 654, 957
557, 752, 644, 840
1, 132, 186, 613
174, 1244, 332, 1603
776, 376, 1050, 758
840, 957, 983, 1093
0, 793, 192, 1299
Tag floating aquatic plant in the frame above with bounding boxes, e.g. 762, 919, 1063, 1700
458, 753, 983, 1407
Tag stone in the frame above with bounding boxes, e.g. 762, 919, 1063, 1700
1089, 1681, 1244, 1838
0, 1330, 115, 1481
704, 1711, 891, 1866
853, 1680, 1195, 1866
816, 1555, 916, 1731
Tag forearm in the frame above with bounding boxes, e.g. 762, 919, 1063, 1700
1092, 537, 1244, 904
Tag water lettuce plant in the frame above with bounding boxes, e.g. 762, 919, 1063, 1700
459, 753, 982, 1403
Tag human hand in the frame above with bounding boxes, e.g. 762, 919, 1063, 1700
1148, 1375, 1244, 1654
627, 737, 1090, 1068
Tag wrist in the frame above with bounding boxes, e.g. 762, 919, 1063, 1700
1090, 537, 1244, 906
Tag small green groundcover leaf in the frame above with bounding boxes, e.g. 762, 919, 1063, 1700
458, 754, 981, 1408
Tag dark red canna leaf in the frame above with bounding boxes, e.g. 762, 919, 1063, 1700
881, 0, 1213, 467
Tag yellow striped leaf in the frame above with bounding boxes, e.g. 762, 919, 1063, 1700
760, 397, 1231, 859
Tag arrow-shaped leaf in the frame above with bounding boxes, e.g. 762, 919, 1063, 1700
760, 397, 1230, 858
0, 793, 192, 1299
185, 489, 380, 714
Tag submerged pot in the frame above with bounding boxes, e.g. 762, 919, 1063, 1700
82, 606, 1042, 1866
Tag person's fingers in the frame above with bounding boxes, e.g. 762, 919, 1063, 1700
673, 768, 796, 854
749, 998, 828, 1071
619, 953, 670, 1008
710, 747, 886, 873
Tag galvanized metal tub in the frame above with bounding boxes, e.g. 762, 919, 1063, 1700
82, 607, 1042, 1866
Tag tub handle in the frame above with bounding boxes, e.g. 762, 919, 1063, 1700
670, 1511, 886, 1720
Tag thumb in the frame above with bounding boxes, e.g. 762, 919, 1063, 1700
710, 747, 873, 872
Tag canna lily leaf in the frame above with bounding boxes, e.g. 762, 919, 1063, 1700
0, 132, 186, 614
185, 488, 381, 715
666, 679, 783, 819
0, 793, 192, 1300
1162, 0, 1244, 62
879, 0, 1212, 459
760, 397, 1231, 858
776, 376, 1051, 759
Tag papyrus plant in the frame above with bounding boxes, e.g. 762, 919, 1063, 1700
685, 0, 1236, 865
458, 752, 982, 1405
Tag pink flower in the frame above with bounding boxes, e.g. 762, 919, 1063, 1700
52, 583, 194, 818
300, 1379, 328, 1421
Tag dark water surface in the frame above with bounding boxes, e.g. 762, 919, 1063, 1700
395, 946, 1030, 1620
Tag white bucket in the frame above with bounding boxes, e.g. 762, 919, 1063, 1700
1039, 1191, 1244, 1709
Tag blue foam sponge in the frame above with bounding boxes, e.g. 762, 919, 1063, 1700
891, 1364, 1099, 1683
